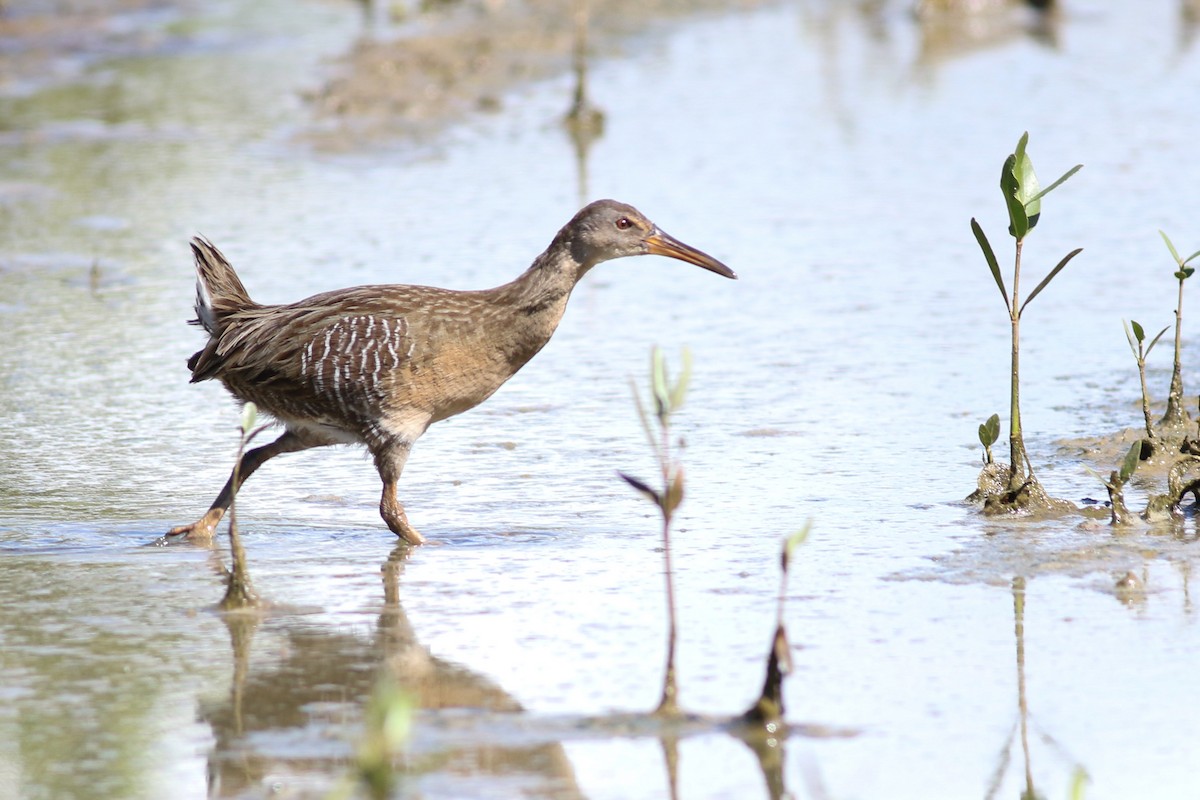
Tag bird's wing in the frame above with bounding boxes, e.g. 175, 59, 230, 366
192, 287, 421, 416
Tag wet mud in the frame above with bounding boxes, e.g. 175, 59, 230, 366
305, 0, 772, 147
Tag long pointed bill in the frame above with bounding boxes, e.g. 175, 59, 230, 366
645, 229, 737, 279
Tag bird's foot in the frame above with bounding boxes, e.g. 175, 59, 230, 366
380, 494, 426, 545
155, 509, 224, 546
390, 520, 426, 546
382, 510, 425, 545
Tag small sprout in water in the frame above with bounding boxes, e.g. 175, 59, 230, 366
649, 345, 691, 424
1089, 440, 1143, 526
1125, 319, 1170, 446
218, 401, 273, 612
744, 522, 812, 726
978, 413, 1000, 465
1158, 231, 1200, 428
1124, 319, 1169, 358
624, 346, 693, 716
781, 523, 810, 576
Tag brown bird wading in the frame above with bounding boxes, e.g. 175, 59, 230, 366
168, 199, 736, 544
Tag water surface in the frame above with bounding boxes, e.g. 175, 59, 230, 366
3, 1, 1200, 798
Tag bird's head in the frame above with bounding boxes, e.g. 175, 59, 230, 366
563, 199, 737, 279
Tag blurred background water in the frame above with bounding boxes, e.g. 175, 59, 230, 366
2, 1, 1200, 797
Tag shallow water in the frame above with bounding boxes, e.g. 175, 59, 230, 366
3, 1, 1200, 798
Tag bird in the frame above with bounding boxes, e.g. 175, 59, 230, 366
166, 199, 736, 545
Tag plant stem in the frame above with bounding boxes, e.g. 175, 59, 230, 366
657, 511, 679, 715
220, 433, 259, 610
1105, 473, 1131, 524
1138, 357, 1156, 441
656, 425, 679, 715
1163, 278, 1188, 427
1008, 240, 1029, 491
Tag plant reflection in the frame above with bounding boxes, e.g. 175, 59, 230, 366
202, 544, 578, 798
200, 541, 841, 798
985, 577, 1087, 800
563, 0, 605, 206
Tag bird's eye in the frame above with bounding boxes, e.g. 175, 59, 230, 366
615, 217, 632, 230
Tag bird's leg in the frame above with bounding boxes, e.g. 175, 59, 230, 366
381, 481, 425, 545
373, 440, 426, 545
166, 430, 318, 542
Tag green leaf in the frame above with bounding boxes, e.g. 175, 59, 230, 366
1011, 138, 1042, 231
1001, 154, 1030, 240
1123, 320, 1138, 356
1020, 247, 1083, 314
978, 413, 1000, 448
1160, 229, 1182, 265
1131, 320, 1145, 343
971, 218, 1010, 312
1146, 325, 1170, 356
240, 402, 258, 435
1119, 440, 1142, 482
1027, 163, 1082, 204
629, 378, 661, 458
618, 471, 660, 505
664, 466, 685, 516
1184, 250, 1200, 267
670, 348, 693, 412
1175, 270, 1190, 281
651, 347, 669, 423
986, 413, 1001, 444
1068, 767, 1089, 800
781, 521, 812, 575
1014, 131, 1030, 159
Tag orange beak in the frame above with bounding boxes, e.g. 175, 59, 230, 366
645, 229, 737, 279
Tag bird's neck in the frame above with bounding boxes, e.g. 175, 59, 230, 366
493, 236, 590, 319
485, 237, 590, 370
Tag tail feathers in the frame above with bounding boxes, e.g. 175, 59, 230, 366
190, 236, 255, 336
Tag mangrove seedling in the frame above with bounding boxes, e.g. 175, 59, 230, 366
971, 131, 1082, 509
1157, 230, 1200, 430
743, 523, 810, 727
1124, 319, 1169, 451
219, 402, 271, 611
620, 346, 691, 717
978, 413, 1001, 465
1096, 441, 1142, 525
966, 413, 1015, 505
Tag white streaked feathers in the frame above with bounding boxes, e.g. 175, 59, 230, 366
194, 275, 217, 335
300, 314, 412, 414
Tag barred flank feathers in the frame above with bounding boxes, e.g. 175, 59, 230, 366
190, 236, 254, 335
